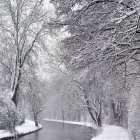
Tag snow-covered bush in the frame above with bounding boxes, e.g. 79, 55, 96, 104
0, 92, 20, 132
0, 100, 18, 132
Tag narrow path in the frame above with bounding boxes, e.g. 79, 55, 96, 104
12, 120, 93, 140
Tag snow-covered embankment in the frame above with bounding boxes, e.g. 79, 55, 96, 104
91, 125, 129, 140
0, 120, 42, 139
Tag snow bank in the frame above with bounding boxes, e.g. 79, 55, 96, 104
91, 125, 129, 140
0, 120, 42, 139
44, 119, 93, 127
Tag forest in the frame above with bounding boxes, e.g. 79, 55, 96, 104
0, 0, 140, 140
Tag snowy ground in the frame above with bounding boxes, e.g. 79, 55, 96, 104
0, 119, 129, 140
44, 119, 129, 140
91, 125, 129, 140
0, 120, 42, 139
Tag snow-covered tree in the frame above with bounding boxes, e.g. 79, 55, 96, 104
0, 0, 52, 106
50, 0, 140, 130
26, 69, 44, 127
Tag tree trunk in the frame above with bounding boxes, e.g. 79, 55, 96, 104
111, 100, 124, 126
84, 94, 98, 125
87, 105, 97, 123
97, 100, 102, 127
11, 84, 19, 106
97, 116, 102, 127
11, 68, 21, 106
35, 120, 38, 127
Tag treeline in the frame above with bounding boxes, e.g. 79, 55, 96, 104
0, 0, 51, 133
47, 0, 140, 140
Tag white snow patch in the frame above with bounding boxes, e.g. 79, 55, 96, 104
0, 120, 42, 139
91, 125, 129, 140
0, 130, 12, 139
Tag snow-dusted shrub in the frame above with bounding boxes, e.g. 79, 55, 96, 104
0, 97, 19, 132
17, 107, 25, 125
18, 113, 25, 125
92, 126, 103, 137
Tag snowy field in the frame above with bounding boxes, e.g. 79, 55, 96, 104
44, 119, 129, 140
0, 120, 42, 139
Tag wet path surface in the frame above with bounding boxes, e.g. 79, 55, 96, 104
13, 120, 93, 140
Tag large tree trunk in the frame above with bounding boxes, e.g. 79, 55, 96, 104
11, 86, 19, 106
11, 67, 21, 106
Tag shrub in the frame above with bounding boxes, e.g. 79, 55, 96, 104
17, 108, 25, 125
0, 97, 18, 132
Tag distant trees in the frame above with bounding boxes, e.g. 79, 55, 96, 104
26, 69, 44, 127
43, 72, 86, 122
28, 82, 43, 127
